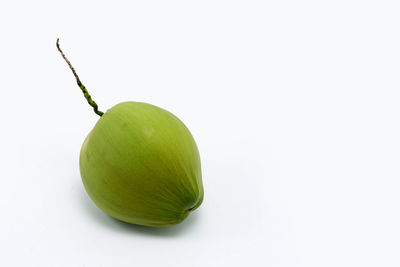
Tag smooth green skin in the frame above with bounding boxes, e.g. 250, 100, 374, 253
80, 102, 203, 227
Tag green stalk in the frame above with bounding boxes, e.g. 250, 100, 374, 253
56, 38, 104, 116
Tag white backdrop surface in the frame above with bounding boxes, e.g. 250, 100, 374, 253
1, 1, 400, 266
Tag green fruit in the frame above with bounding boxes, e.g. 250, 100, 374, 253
80, 102, 203, 226
56, 39, 203, 227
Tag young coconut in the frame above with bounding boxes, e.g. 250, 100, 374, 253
57, 39, 203, 227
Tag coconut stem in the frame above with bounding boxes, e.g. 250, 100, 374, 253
56, 38, 104, 117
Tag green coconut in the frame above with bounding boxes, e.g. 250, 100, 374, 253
57, 39, 203, 227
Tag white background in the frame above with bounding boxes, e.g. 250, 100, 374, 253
1, 1, 400, 266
